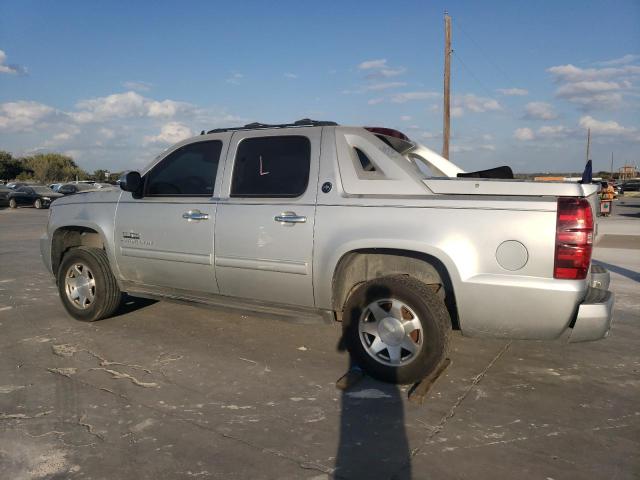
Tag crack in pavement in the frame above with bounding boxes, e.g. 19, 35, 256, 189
390, 341, 512, 480
15, 363, 336, 476
89, 367, 159, 388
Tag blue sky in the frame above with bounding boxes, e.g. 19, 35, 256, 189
0, 0, 638, 173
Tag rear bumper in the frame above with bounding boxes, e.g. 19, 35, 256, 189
568, 268, 615, 342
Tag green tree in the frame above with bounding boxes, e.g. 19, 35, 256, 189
21, 153, 88, 184
0, 150, 27, 180
92, 169, 107, 182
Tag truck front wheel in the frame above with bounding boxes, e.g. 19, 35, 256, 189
57, 247, 122, 322
343, 275, 451, 384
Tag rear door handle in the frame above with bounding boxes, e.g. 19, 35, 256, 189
182, 210, 209, 221
274, 211, 307, 224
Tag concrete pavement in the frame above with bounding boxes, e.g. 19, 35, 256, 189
0, 199, 638, 479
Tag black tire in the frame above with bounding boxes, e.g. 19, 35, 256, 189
343, 275, 451, 384
57, 247, 122, 322
9, 198, 17, 208
34, 198, 42, 209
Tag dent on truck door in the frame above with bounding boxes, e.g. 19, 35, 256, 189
215, 130, 320, 307
114, 137, 229, 293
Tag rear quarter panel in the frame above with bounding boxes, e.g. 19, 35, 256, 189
313, 198, 587, 339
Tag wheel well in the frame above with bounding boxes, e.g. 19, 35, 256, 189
332, 249, 459, 329
51, 227, 104, 275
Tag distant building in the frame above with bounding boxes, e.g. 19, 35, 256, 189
619, 165, 638, 181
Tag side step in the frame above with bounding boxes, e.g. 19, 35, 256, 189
122, 281, 335, 325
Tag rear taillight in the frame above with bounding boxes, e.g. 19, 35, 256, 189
554, 197, 594, 280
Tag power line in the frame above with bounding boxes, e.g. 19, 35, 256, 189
451, 50, 496, 98
455, 18, 519, 87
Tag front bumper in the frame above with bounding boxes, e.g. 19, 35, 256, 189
568, 268, 615, 342
40, 232, 53, 274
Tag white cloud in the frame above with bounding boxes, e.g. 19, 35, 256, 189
226, 73, 244, 85
122, 80, 152, 92
497, 88, 529, 96
358, 58, 406, 78
390, 91, 439, 103
513, 124, 574, 141
99, 127, 115, 139
451, 144, 495, 153
0, 49, 26, 75
524, 101, 558, 120
48, 125, 81, 144
374, 67, 407, 78
358, 59, 388, 70
284, 73, 298, 79
365, 82, 407, 91
514, 127, 535, 141
71, 91, 193, 123
451, 106, 464, 118
547, 63, 640, 82
578, 116, 639, 141
537, 125, 572, 138
547, 62, 639, 110
421, 131, 440, 139
594, 54, 640, 67
452, 94, 501, 116
367, 97, 384, 105
400, 115, 412, 121
0, 101, 55, 131
143, 122, 193, 145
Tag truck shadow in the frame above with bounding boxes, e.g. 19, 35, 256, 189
112, 294, 157, 318
592, 260, 640, 283
335, 284, 411, 479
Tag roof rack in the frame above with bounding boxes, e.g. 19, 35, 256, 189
204, 118, 338, 135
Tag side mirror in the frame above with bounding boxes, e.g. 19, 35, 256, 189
119, 171, 142, 193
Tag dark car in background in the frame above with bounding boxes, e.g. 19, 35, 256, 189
0, 185, 11, 207
57, 183, 96, 195
622, 180, 640, 192
8, 185, 63, 209
6, 182, 28, 190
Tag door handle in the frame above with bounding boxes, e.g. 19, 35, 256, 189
274, 211, 307, 224
182, 210, 209, 221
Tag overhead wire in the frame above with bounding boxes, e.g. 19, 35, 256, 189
455, 18, 520, 88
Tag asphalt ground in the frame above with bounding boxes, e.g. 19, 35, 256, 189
0, 198, 638, 480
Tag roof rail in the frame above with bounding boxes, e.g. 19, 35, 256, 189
204, 118, 338, 134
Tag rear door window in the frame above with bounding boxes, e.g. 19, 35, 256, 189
231, 136, 310, 198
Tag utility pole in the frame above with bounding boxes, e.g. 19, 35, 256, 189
610, 152, 614, 180
442, 11, 452, 159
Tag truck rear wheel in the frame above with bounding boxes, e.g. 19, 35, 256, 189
343, 275, 451, 384
57, 247, 122, 322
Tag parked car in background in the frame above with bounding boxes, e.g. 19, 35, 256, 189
7, 182, 28, 190
49, 183, 63, 192
8, 185, 62, 209
0, 185, 11, 207
57, 183, 97, 195
94, 183, 115, 189
622, 180, 640, 192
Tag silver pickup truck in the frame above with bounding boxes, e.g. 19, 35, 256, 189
40, 119, 614, 384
